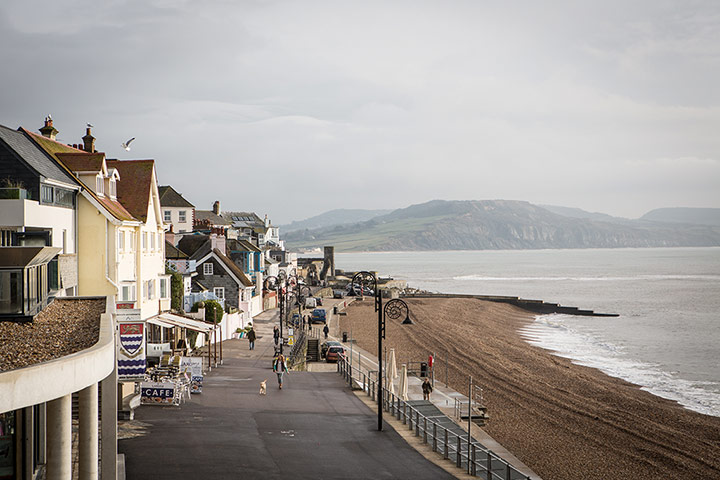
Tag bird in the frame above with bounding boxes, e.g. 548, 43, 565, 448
87, 123, 94, 128
121, 137, 135, 151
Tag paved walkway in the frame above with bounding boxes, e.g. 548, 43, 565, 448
118, 309, 455, 480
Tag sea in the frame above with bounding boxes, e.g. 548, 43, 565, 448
334, 247, 720, 417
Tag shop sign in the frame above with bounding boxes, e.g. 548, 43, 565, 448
140, 382, 176, 405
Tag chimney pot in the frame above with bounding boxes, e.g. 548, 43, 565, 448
39, 115, 59, 140
212, 201, 220, 215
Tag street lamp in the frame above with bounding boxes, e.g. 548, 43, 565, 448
350, 271, 414, 432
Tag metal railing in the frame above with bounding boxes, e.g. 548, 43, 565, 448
337, 356, 530, 480
286, 328, 308, 369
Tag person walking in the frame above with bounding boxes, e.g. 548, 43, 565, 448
273, 325, 280, 346
247, 326, 256, 350
323, 324, 329, 339
422, 377, 433, 401
273, 354, 289, 389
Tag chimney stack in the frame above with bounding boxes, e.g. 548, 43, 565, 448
82, 127, 96, 153
212, 201, 220, 215
39, 115, 58, 140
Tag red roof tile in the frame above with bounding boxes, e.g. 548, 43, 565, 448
56, 152, 105, 173
106, 160, 155, 223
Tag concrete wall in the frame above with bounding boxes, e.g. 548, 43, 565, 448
0, 199, 76, 253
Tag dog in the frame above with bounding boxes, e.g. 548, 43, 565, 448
259, 379, 267, 395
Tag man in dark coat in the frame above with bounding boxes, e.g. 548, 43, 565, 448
247, 327, 257, 350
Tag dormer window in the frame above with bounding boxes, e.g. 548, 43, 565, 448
96, 175, 104, 196
109, 178, 117, 198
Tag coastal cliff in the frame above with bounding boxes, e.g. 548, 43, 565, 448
285, 200, 720, 251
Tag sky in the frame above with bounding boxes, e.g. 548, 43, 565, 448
1, 0, 719, 224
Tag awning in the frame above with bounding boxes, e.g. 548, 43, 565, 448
147, 313, 215, 333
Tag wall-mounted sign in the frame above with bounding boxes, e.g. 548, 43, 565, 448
118, 309, 146, 381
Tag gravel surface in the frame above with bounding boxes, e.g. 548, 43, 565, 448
0, 298, 105, 372
340, 297, 720, 480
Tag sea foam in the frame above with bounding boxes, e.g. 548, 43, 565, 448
519, 314, 720, 418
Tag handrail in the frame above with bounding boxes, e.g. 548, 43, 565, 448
337, 355, 530, 480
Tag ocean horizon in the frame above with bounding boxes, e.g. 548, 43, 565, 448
334, 247, 720, 417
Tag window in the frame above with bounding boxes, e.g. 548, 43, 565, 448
179, 210, 187, 222
0, 270, 23, 314
160, 278, 168, 298
203, 262, 213, 275
118, 231, 125, 252
41, 184, 54, 204
213, 287, 224, 300
109, 179, 116, 197
147, 279, 154, 300
122, 285, 136, 301
96, 176, 104, 195
142, 232, 147, 251
164, 210, 172, 222
150, 232, 156, 251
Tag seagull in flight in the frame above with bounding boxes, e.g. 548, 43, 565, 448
87, 123, 94, 128
121, 137, 135, 151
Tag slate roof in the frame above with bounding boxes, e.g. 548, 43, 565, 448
177, 235, 211, 257
227, 238, 261, 253
165, 241, 188, 259
106, 160, 155, 223
223, 211, 264, 227
195, 210, 231, 226
158, 185, 194, 208
0, 125, 78, 187
22, 129, 137, 222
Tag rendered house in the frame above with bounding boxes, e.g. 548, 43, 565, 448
0, 124, 81, 302
26, 123, 171, 320
158, 185, 194, 234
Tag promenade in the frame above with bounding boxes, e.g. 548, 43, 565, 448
118, 308, 456, 479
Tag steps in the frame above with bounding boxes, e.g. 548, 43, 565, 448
307, 338, 320, 362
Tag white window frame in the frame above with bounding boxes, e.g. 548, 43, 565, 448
213, 287, 225, 300
109, 178, 116, 197
96, 175, 104, 195
164, 210, 172, 222
179, 210, 187, 222
203, 262, 213, 275
118, 231, 125, 252
160, 277, 168, 298
122, 284, 136, 302
142, 232, 147, 251
151, 232, 156, 251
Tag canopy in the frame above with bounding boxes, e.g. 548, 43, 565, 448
147, 312, 215, 333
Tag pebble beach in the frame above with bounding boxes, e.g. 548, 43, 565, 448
340, 297, 720, 480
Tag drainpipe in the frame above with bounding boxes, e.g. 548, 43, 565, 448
105, 219, 119, 293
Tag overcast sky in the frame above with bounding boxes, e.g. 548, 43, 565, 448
1, 0, 718, 224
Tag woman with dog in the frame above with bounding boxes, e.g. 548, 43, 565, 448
273, 354, 289, 389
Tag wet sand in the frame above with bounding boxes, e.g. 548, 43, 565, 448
339, 297, 720, 480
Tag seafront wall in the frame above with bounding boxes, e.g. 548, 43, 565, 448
401, 293, 618, 317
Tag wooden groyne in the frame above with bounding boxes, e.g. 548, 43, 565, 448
401, 293, 619, 317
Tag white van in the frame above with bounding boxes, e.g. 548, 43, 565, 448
305, 297, 317, 308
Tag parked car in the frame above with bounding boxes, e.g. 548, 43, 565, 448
305, 297, 317, 309
310, 308, 327, 324
325, 345, 346, 363
346, 283, 374, 296
321, 340, 342, 358
333, 290, 346, 299
315, 296, 323, 306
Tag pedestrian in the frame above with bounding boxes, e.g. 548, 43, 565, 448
323, 324, 329, 339
273, 354, 289, 389
273, 325, 280, 346
422, 377, 433, 401
247, 326, 256, 350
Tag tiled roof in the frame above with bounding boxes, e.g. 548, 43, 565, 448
106, 160, 155, 223
195, 210, 231, 226
213, 248, 254, 287
158, 185, 194, 208
55, 152, 105, 173
223, 211, 264, 227
23, 129, 137, 222
0, 125, 78, 187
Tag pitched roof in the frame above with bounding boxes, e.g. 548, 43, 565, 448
158, 185, 195, 208
195, 210, 231, 226
212, 248, 254, 287
106, 160, 155, 223
227, 238, 261, 253
22, 129, 136, 222
223, 211, 264, 227
165, 241, 188, 259
177, 235, 211, 257
0, 125, 78, 187
55, 152, 105, 173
